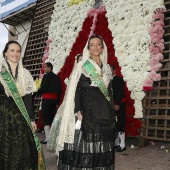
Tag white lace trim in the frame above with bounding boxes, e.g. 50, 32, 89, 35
0, 55, 36, 96
51, 37, 111, 156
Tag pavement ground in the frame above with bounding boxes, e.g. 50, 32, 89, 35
37, 132, 170, 170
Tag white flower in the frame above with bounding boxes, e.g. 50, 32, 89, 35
104, 0, 164, 118
48, 0, 95, 74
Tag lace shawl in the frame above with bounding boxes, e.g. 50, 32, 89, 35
48, 37, 112, 156
0, 54, 36, 96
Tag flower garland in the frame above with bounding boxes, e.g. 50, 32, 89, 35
46, 0, 95, 74
88, 5, 106, 37
103, 0, 165, 118
143, 8, 165, 91
45, 0, 165, 134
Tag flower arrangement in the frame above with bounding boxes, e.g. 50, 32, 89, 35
103, 0, 165, 118
46, 0, 95, 74
42, 0, 165, 135
143, 8, 165, 91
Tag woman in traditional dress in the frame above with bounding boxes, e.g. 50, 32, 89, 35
48, 35, 115, 169
0, 40, 46, 170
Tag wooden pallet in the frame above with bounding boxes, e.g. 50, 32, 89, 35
141, 0, 170, 145
23, 0, 56, 119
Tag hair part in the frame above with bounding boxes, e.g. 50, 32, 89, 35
3, 40, 21, 58
87, 34, 104, 49
45, 62, 53, 70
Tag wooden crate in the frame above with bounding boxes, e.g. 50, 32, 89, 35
141, 0, 170, 145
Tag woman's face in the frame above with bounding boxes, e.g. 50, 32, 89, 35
89, 38, 103, 58
5, 43, 21, 64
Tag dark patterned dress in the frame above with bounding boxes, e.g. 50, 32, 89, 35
58, 74, 115, 169
0, 83, 38, 170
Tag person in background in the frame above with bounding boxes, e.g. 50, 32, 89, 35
110, 65, 126, 152
48, 35, 116, 169
0, 40, 45, 170
38, 62, 62, 144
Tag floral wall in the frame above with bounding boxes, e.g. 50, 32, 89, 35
39, 0, 165, 136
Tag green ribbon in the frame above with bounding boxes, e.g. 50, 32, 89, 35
84, 60, 110, 101
0, 65, 46, 170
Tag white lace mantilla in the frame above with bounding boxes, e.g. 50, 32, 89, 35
0, 55, 36, 97
47, 36, 112, 157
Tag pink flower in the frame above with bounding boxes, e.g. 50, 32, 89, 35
45, 46, 49, 51
43, 51, 49, 58
144, 79, 153, 86
150, 25, 164, 35
152, 20, 164, 27
149, 71, 157, 79
42, 55, 48, 62
149, 44, 161, 54
149, 57, 159, 66
153, 13, 164, 20
150, 32, 163, 40
149, 71, 161, 81
155, 42, 165, 51
151, 36, 160, 43
46, 39, 51, 45
152, 73, 161, 81
151, 53, 163, 60
151, 63, 162, 72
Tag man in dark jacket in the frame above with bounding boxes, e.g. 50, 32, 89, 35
38, 62, 62, 144
110, 65, 126, 152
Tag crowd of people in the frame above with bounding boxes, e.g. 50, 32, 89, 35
0, 34, 126, 170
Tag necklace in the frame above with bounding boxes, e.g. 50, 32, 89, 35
6, 61, 19, 81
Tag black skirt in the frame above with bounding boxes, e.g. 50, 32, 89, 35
58, 87, 115, 169
0, 95, 38, 170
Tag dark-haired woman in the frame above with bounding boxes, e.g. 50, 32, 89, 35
48, 35, 115, 169
0, 41, 46, 170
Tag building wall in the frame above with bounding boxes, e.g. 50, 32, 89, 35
9, 21, 31, 58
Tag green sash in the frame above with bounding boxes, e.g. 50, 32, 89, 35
84, 60, 110, 101
0, 65, 46, 170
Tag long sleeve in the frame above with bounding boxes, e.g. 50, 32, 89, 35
112, 76, 125, 106
38, 74, 48, 95
116, 78, 125, 106
22, 93, 35, 120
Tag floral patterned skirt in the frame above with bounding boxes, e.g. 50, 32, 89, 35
58, 130, 115, 170
0, 95, 38, 170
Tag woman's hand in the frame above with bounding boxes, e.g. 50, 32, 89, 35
77, 111, 83, 121
31, 121, 37, 131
